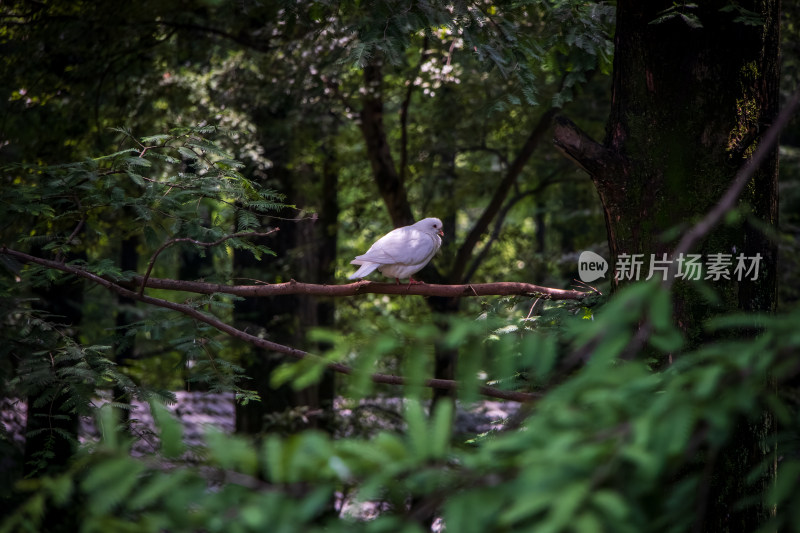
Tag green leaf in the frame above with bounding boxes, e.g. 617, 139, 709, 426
139, 134, 172, 144
91, 148, 138, 161
648, 286, 672, 332
405, 399, 428, 460
263, 435, 286, 483
429, 398, 453, 459
573, 510, 604, 533
127, 470, 193, 511
206, 428, 258, 475
520, 333, 557, 382
648, 327, 684, 353
177, 146, 200, 161
768, 460, 800, 506
123, 156, 152, 168
591, 490, 630, 522
126, 171, 146, 186
44, 475, 74, 506
81, 457, 145, 514
151, 402, 184, 458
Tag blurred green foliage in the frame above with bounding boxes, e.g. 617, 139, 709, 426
2, 0, 800, 531
4, 281, 800, 532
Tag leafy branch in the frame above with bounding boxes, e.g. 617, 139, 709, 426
1, 246, 541, 403
138, 229, 281, 296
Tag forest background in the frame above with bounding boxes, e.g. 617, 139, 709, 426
2, 1, 800, 532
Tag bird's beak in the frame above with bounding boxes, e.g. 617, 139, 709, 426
438, 230, 444, 237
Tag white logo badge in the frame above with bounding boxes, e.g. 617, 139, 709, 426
578, 251, 608, 283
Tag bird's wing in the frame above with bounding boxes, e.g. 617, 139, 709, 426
353, 228, 436, 266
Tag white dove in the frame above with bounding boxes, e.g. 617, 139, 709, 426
349, 217, 444, 284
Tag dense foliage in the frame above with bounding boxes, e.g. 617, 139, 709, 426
4, 276, 800, 532
2, 1, 800, 532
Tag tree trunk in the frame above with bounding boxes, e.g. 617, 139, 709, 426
555, 1, 780, 530
114, 234, 139, 423
360, 62, 415, 228
555, 0, 779, 333
25, 250, 85, 532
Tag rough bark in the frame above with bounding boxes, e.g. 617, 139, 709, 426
555, 0, 780, 334
554, 1, 781, 530
607, 1, 777, 306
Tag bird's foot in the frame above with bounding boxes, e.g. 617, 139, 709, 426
407, 278, 425, 285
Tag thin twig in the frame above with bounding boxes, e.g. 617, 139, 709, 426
55, 215, 86, 262
525, 297, 540, 320
571, 279, 603, 296
138, 229, 280, 296
64, 217, 85, 247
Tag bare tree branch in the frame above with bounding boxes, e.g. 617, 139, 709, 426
0, 246, 543, 402
462, 170, 568, 282
124, 276, 587, 300
552, 115, 629, 210
451, 107, 559, 282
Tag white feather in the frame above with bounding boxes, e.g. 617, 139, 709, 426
348, 217, 443, 282
348, 262, 380, 279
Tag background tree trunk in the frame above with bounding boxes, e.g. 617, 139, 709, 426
25, 249, 85, 533
234, 127, 338, 436
113, 234, 139, 423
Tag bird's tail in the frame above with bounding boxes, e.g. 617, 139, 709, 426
348, 261, 379, 280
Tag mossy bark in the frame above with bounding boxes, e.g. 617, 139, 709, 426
555, 0, 779, 334
606, 1, 779, 317
555, 2, 780, 531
